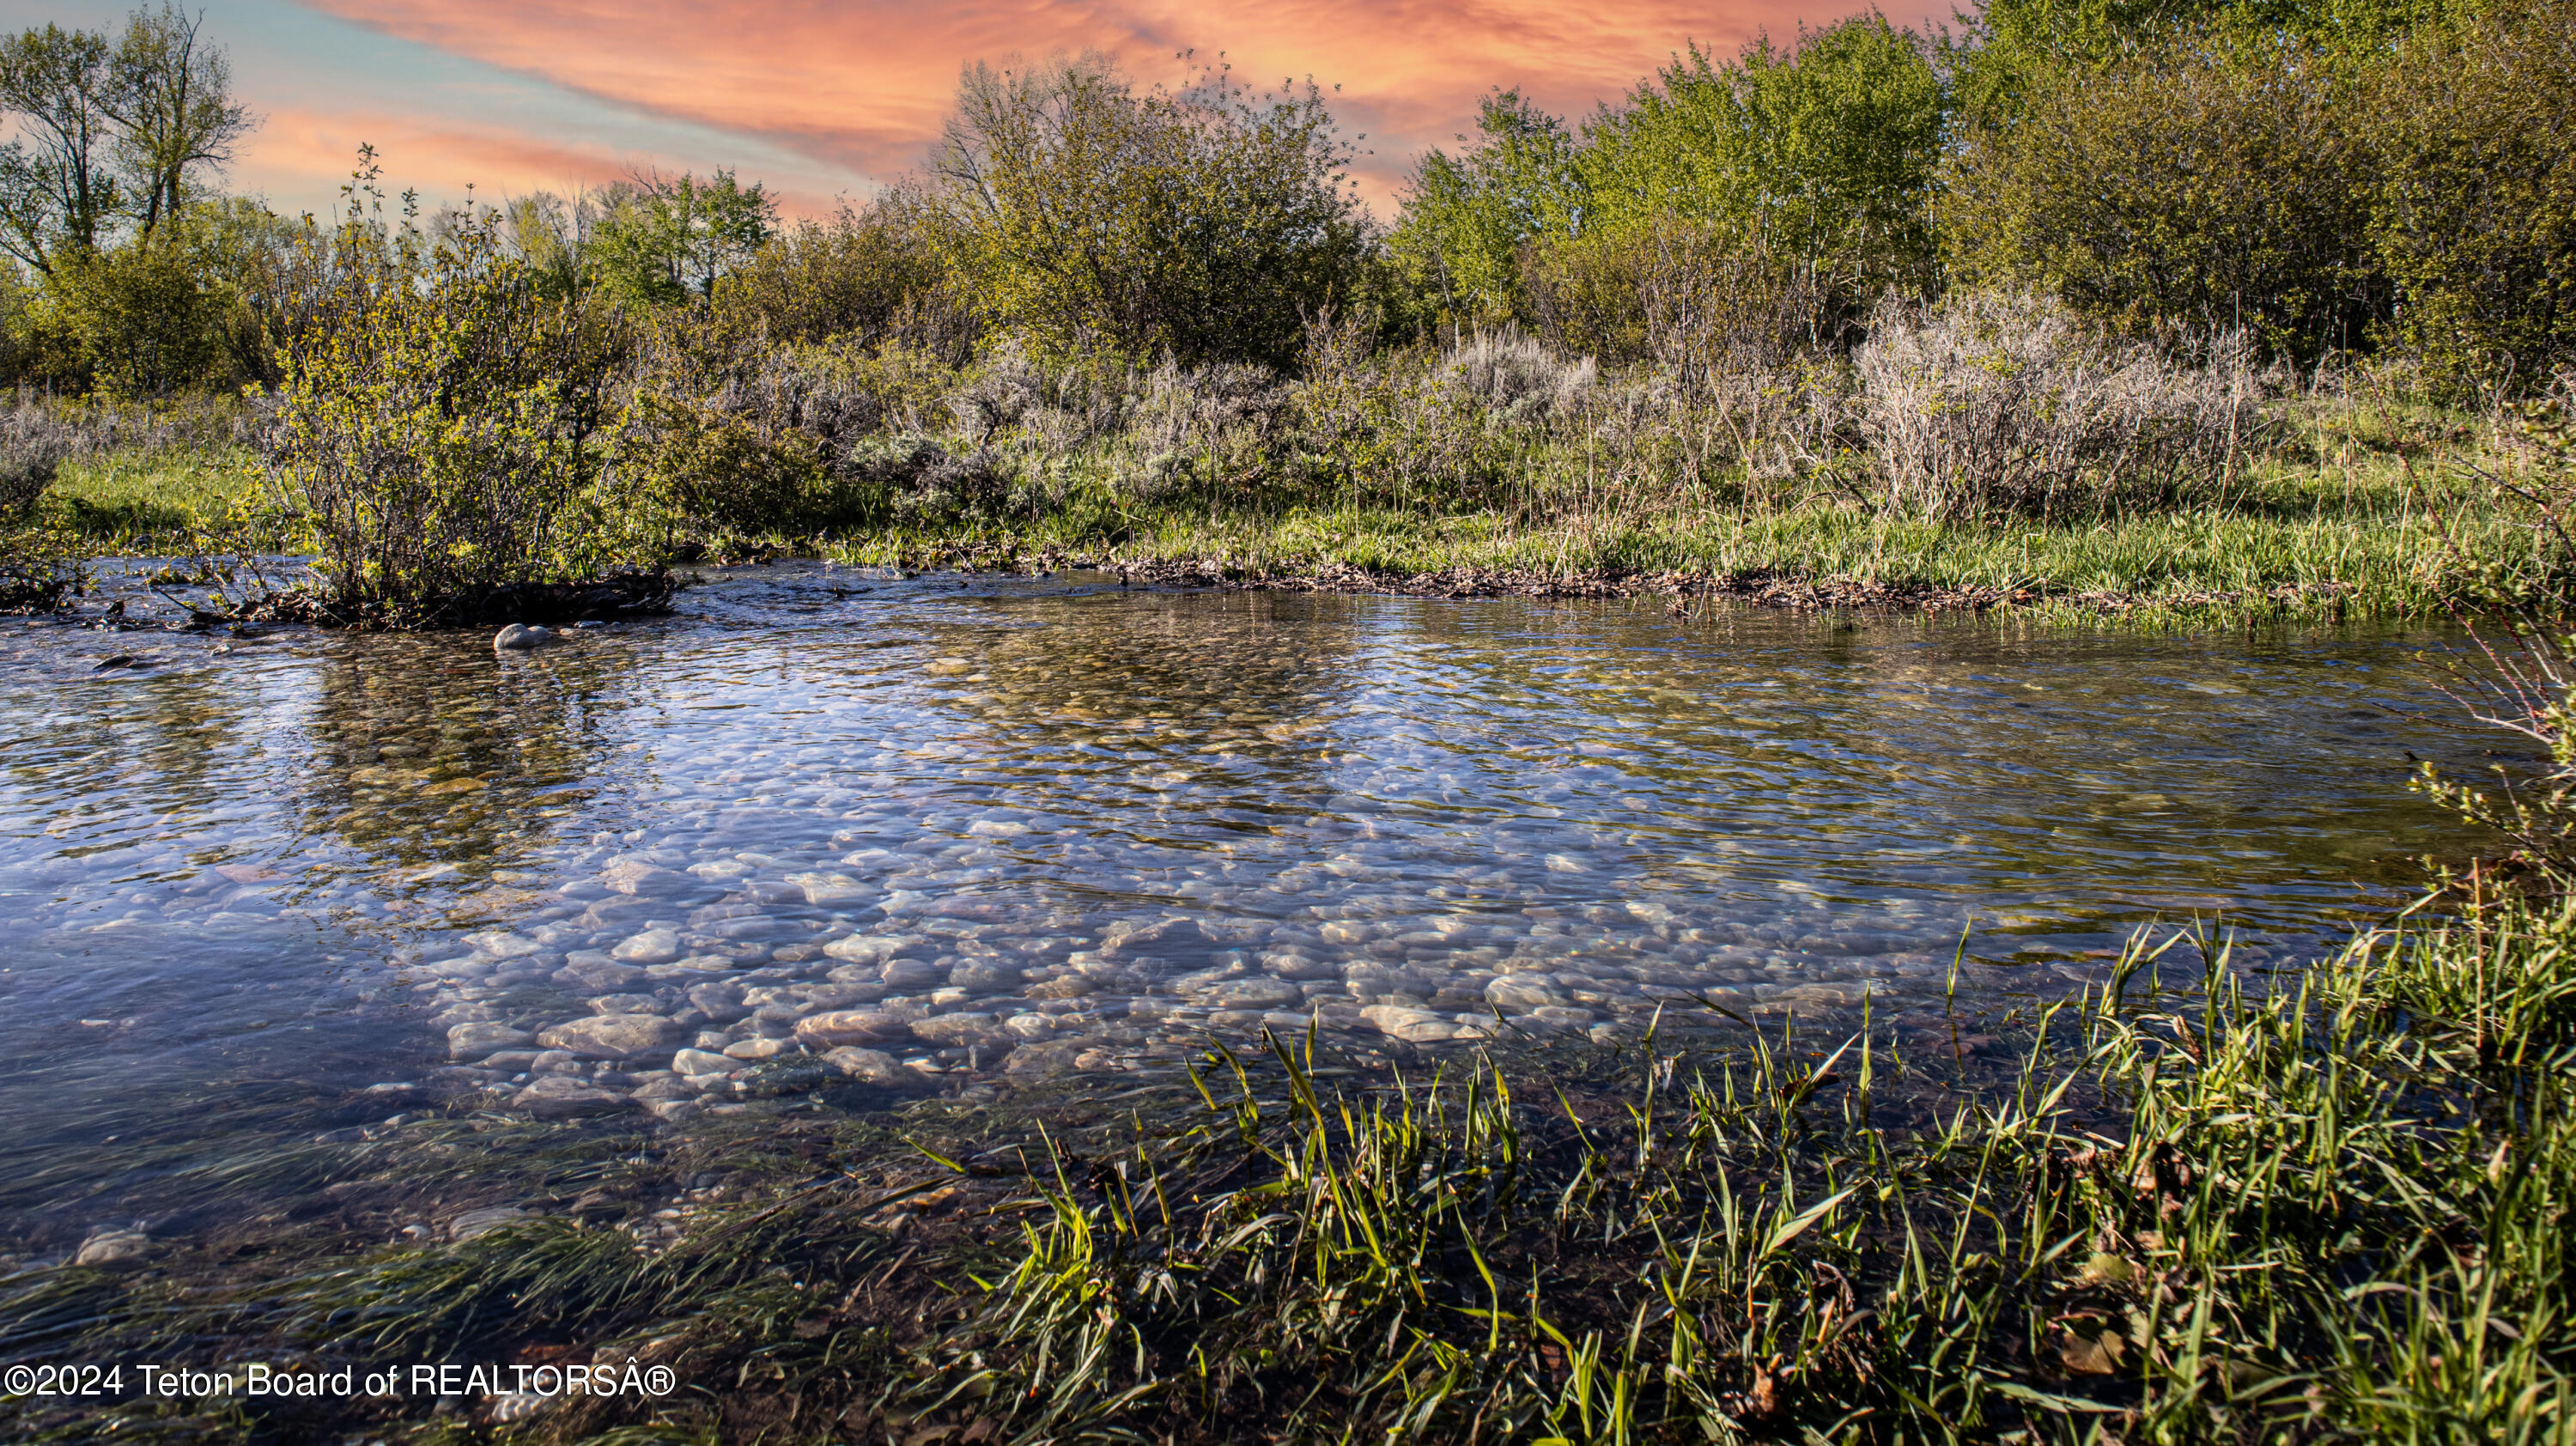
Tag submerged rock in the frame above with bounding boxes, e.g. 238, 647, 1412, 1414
74, 1229, 154, 1270
820, 1045, 905, 1083
447, 1022, 534, 1059
536, 1014, 686, 1059
493, 624, 561, 652
512, 1076, 629, 1117
795, 1010, 912, 1048
448, 1206, 532, 1241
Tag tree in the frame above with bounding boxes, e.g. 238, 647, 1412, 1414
921, 55, 1370, 369
104, 5, 250, 239
1579, 13, 1947, 300
0, 5, 249, 273
0, 22, 118, 270
1941, 31, 2386, 361
588, 169, 775, 306
1389, 90, 1587, 326
2367, 0, 2576, 395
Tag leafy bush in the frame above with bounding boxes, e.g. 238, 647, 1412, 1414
2368, 1, 2576, 398
1582, 14, 1945, 297
1941, 31, 2384, 363
920, 58, 1370, 368
1855, 289, 2260, 519
708, 201, 971, 358
264, 215, 632, 625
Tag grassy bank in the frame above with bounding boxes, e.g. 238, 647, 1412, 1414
20, 386, 2552, 630
4, 891, 2569, 1444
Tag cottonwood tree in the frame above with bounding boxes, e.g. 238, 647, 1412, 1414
588, 169, 776, 306
0, 3, 250, 273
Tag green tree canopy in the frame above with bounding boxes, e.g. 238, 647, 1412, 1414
920, 56, 1370, 368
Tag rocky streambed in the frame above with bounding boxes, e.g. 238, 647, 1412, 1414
0, 561, 2506, 1257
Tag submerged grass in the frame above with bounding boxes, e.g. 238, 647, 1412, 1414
5, 894, 2571, 1443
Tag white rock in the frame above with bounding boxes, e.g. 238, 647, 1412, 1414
1485, 977, 1567, 1013
794, 1010, 913, 1047
465, 930, 544, 959
671, 1048, 735, 1077
599, 859, 696, 896
1360, 1006, 1461, 1043
824, 933, 915, 964
74, 1230, 153, 1269
723, 1037, 793, 1060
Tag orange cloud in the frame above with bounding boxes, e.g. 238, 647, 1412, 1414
239, 106, 852, 220
295, 0, 1935, 212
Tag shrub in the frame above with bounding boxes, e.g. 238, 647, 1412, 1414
1580, 14, 1946, 301
1854, 289, 2259, 519
920, 57, 1371, 369
708, 200, 971, 358
264, 215, 632, 625
1523, 225, 1832, 378
0, 400, 79, 516
2368, 2, 2576, 398
1941, 31, 2385, 364
1438, 327, 1594, 426
36, 239, 232, 397
845, 432, 1012, 526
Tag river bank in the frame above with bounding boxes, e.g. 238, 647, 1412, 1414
18, 453, 2518, 632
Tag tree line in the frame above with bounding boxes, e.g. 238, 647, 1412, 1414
1, 0, 2570, 404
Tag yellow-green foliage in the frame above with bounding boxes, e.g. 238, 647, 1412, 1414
264, 215, 631, 623
920, 58, 1370, 369
2370, 2, 2576, 398
1941, 31, 2384, 362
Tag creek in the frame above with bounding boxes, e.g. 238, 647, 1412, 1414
0, 562, 2505, 1261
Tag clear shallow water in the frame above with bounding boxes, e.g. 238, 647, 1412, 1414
0, 562, 2504, 1254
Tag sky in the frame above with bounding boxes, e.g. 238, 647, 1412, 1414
0, 0, 1945, 222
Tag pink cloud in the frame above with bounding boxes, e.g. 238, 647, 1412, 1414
295, 0, 1934, 211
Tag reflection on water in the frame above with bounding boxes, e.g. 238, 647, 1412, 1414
0, 562, 2502, 1257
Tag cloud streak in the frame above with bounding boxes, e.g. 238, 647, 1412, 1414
292, 0, 1939, 211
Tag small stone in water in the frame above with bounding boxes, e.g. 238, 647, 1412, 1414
610, 928, 682, 963
820, 1045, 905, 1083
535, 1014, 687, 1059
723, 1037, 793, 1061
75, 1230, 154, 1270
447, 1023, 534, 1059
449, 1206, 531, 1242
671, 1048, 733, 1077
795, 1010, 911, 1048
512, 1077, 629, 1117
493, 624, 560, 652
